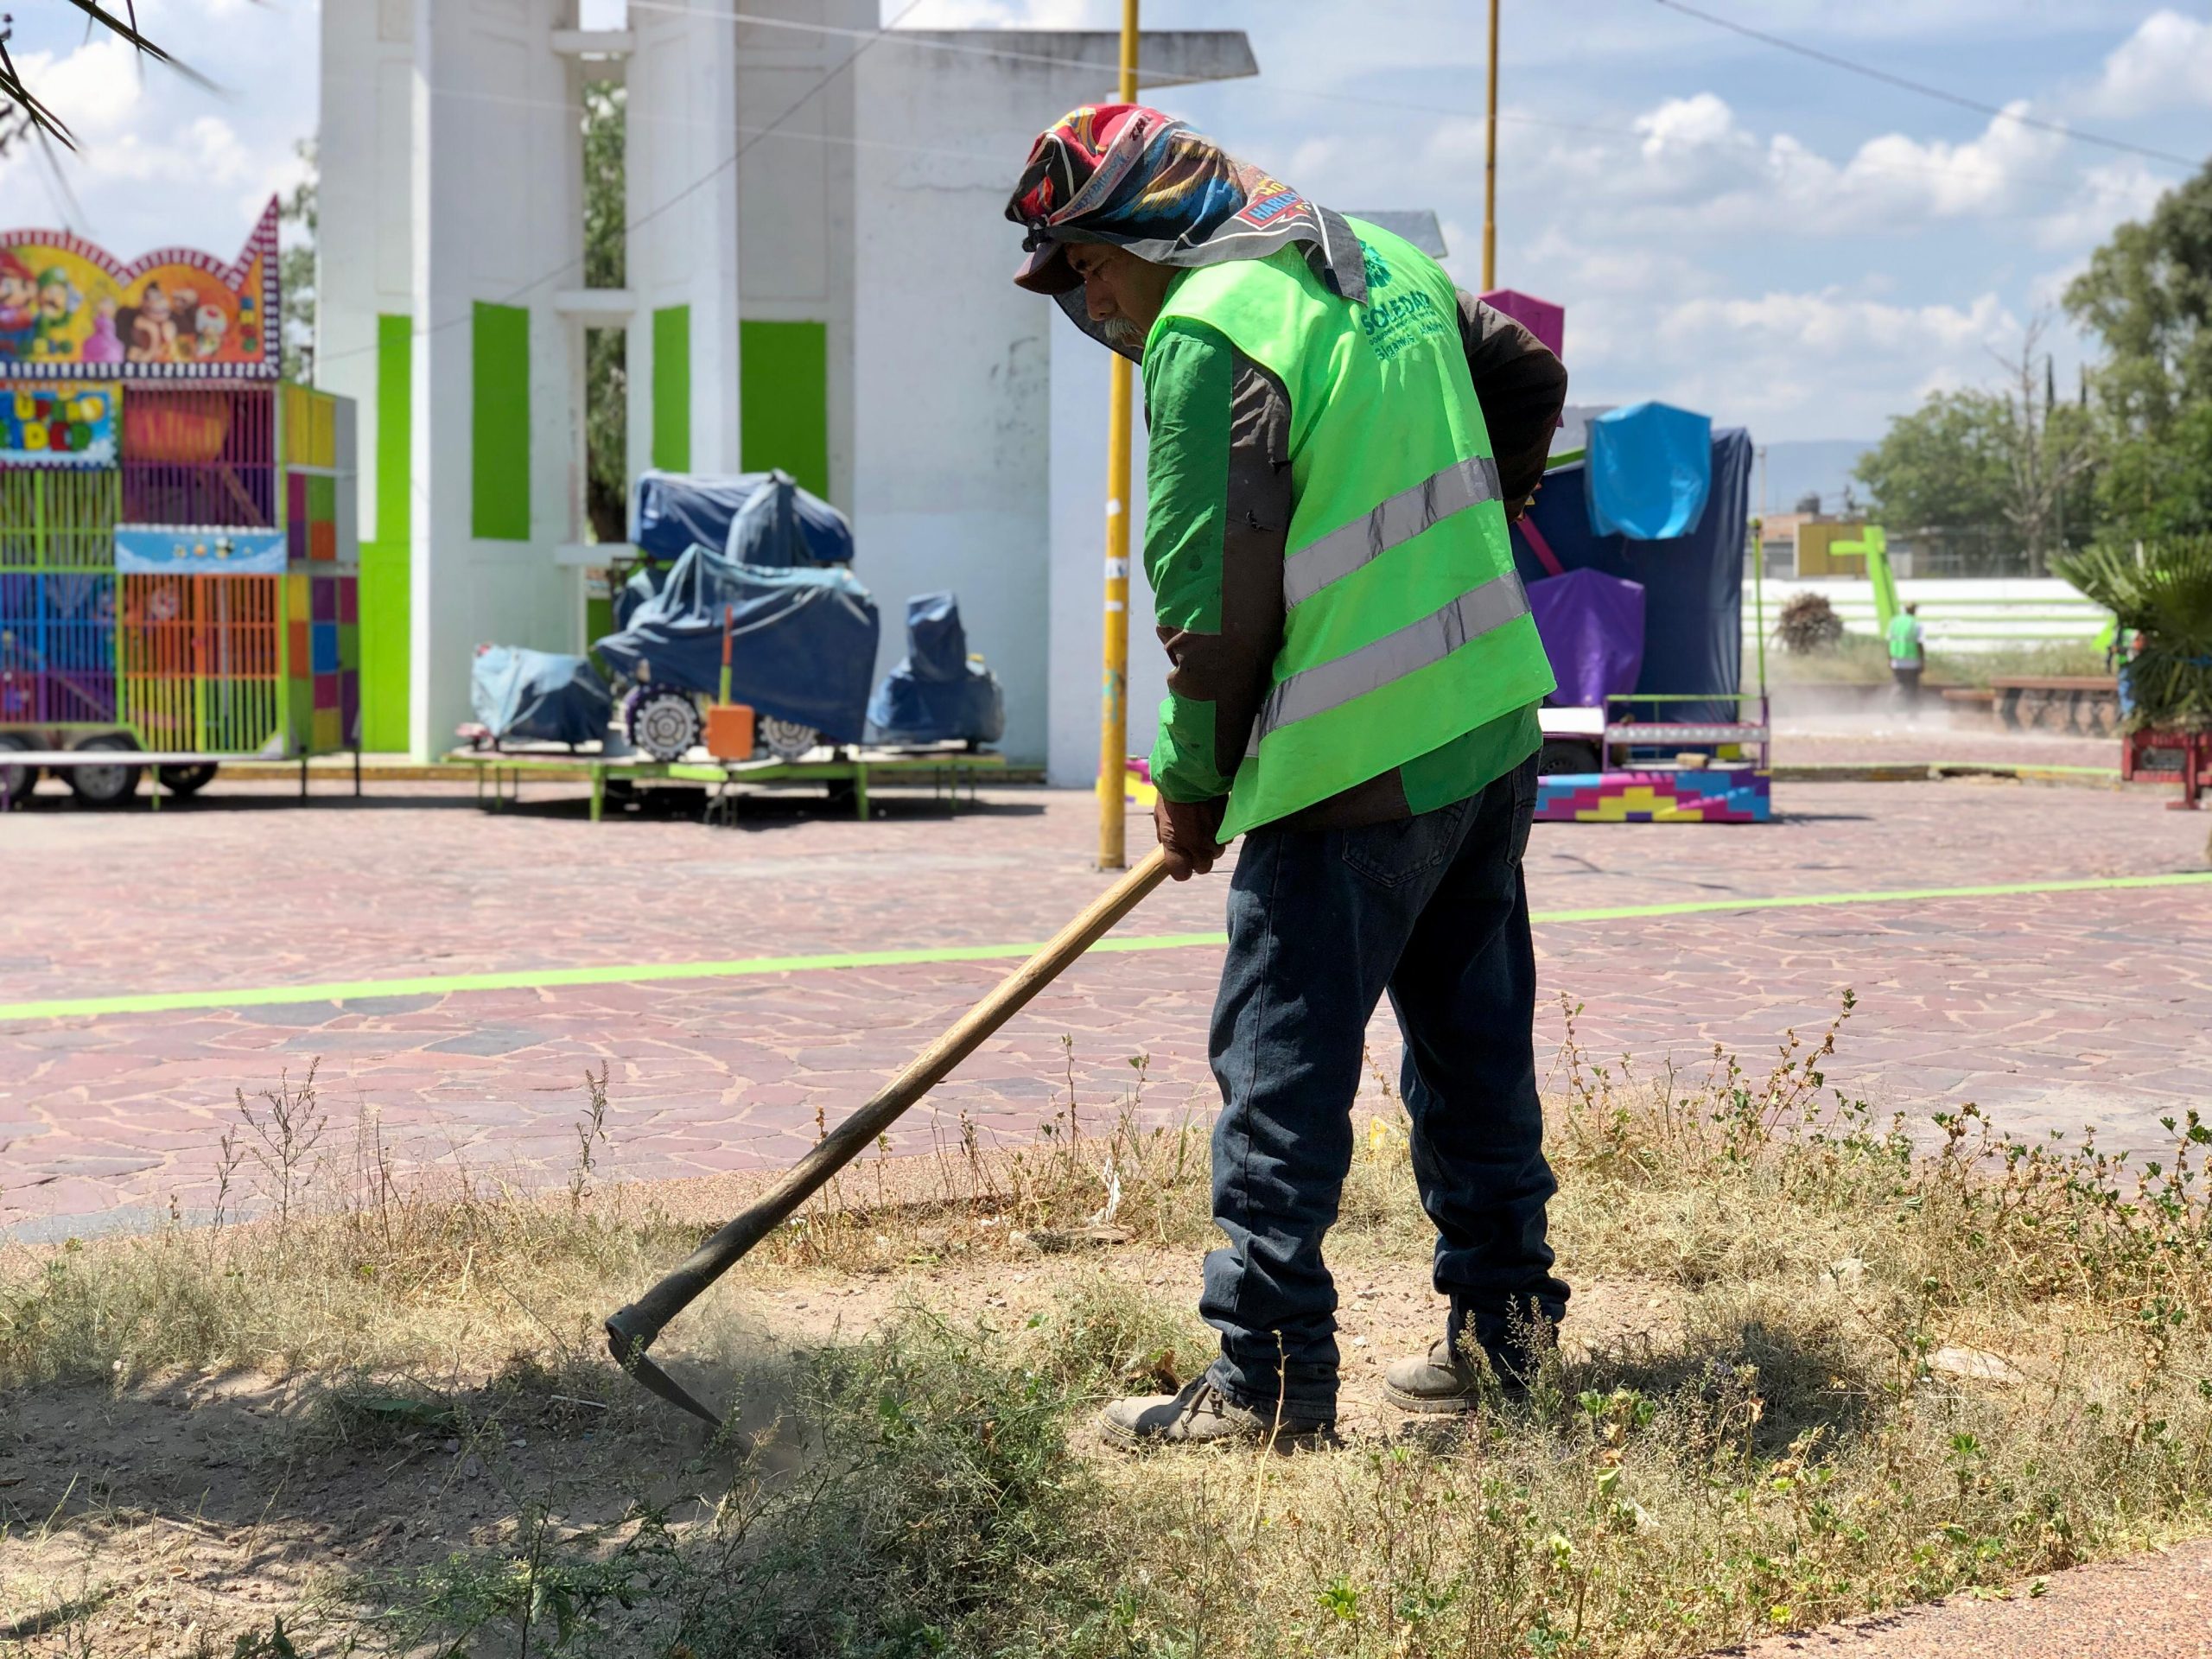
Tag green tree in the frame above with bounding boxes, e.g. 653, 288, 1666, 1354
1853, 389, 2012, 531
582, 83, 627, 544
279, 138, 316, 384
2060, 164, 2212, 541
1990, 326, 2098, 574
2065, 163, 2212, 439
2093, 401, 2212, 541
1855, 324, 2095, 573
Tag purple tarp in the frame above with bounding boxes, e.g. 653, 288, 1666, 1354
1527, 566, 1646, 709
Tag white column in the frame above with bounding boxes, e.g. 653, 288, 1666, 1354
627, 0, 743, 475
408, 0, 588, 759
315, 0, 416, 541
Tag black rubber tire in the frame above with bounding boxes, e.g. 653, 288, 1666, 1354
158, 761, 219, 796
1537, 738, 1603, 777
67, 734, 143, 808
0, 732, 35, 808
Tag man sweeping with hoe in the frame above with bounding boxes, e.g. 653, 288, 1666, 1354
601, 106, 1570, 1438
1007, 105, 1571, 1448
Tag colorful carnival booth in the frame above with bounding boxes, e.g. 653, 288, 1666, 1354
0, 200, 359, 808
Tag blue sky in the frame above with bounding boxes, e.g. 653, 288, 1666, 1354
6, 0, 2211, 448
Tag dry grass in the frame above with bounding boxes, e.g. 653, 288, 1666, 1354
1764, 633, 2109, 688
3, 997, 2209, 1657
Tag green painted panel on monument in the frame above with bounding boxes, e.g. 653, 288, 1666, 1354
472, 302, 531, 541
739, 319, 830, 502
359, 542, 410, 752
652, 305, 690, 474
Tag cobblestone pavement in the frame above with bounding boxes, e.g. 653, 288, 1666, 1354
3, 774, 2208, 1237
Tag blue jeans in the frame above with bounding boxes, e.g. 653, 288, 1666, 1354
1199, 755, 1567, 1418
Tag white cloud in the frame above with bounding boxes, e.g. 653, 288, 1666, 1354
887, 0, 1103, 26
1662, 289, 2015, 359
1567, 287, 2026, 435
10, 36, 147, 138
1634, 92, 1741, 161
2082, 9, 2212, 115
2032, 157, 2169, 250
0, 0, 313, 256
1584, 92, 2071, 232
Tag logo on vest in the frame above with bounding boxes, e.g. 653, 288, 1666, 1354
1362, 242, 1392, 294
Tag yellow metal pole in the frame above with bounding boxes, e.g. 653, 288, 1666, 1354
1096, 0, 1140, 870
1482, 0, 1500, 291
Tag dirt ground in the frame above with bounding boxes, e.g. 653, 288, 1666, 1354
0, 1243, 1675, 1656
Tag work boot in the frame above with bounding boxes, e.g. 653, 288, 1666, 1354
1099, 1377, 1334, 1452
1384, 1314, 1556, 1414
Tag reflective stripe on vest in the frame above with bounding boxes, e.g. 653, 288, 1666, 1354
1248, 567, 1532, 756
1282, 454, 1505, 609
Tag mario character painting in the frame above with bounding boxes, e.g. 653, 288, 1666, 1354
0, 251, 37, 360
32, 267, 82, 359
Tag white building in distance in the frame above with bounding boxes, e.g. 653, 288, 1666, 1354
317, 0, 1258, 774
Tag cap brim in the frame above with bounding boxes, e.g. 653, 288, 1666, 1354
1013, 241, 1079, 296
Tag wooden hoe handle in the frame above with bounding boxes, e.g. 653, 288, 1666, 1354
607, 845, 1173, 1424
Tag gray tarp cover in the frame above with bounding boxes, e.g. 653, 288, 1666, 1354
469, 647, 612, 746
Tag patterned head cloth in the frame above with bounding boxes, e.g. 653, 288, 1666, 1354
1007, 105, 1366, 351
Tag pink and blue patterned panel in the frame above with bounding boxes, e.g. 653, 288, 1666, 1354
1535, 768, 1770, 824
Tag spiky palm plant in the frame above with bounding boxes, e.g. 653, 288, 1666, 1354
2056, 539, 2212, 730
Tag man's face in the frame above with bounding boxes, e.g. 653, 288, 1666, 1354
1064, 243, 1176, 352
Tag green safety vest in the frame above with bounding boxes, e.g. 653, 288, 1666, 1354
1153, 218, 1555, 838
1887, 612, 1923, 664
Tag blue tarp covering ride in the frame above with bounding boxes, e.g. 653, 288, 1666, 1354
593, 544, 880, 744
1513, 425, 1753, 723
469, 646, 612, 747
1586, 402, 1713, 541
631, 469, 855, 569
866, 592, 1006, 746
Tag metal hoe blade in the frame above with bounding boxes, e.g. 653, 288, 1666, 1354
607, 1304, 723, 1429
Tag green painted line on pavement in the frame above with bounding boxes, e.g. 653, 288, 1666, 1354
1531, 869, 2212, 925
4, 872, 2209, 1025
0, 934, 1234, 1022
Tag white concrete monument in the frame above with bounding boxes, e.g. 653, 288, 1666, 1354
320, 0, 1256, 767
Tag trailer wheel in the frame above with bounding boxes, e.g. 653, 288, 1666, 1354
626, 688, 702, 762
158, 762, 220, 797
67, 734, 143, 808
1537, 739, 1602, 777
0, 733, 34, 807
759, 717, 818, 761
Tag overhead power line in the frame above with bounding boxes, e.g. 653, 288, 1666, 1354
1649, 0, 2202, 169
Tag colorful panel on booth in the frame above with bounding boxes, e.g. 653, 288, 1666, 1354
1535, 768, 1771, 824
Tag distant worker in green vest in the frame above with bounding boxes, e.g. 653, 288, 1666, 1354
1007, 105, 1570, 1449
1888, 601, 1925, 706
